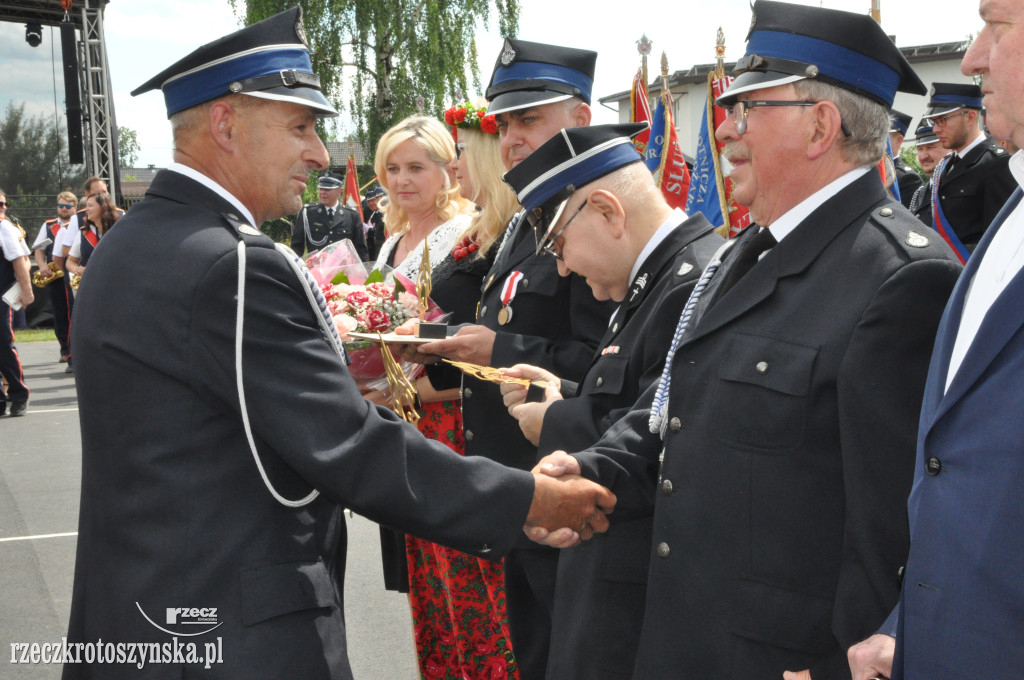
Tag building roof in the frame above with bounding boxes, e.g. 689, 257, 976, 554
600, 40, 971, 106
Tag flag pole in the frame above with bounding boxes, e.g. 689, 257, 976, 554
870, 0, 881, 24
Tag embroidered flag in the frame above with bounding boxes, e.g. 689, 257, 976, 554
645, 83, 690, 211
685, 72, 752, 238
344, 154, 362, 219
630, 67, 652, 155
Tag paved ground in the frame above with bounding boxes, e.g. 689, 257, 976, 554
1, 340, 417, 679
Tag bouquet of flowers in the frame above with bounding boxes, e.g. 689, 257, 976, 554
306, 241, 446, 389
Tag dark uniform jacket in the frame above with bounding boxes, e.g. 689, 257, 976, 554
909, 178, 933, 227
934, 136, 1015, 251
573, 171, 963, 680
461, 216, 615, 678
63, 170, 535, 680
888, 189, 1024, 680
291, 202, 368, 260
894, 157, 923, 209
543, 213, 722, 680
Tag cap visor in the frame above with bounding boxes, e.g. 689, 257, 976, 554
244, 87, 338, 117
716, 72, 807, 107
488, 91, 573, 117
925, 104, 963, 119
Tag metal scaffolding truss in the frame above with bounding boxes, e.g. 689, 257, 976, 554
0, 0, 118, 202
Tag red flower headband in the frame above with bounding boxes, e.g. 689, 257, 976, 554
443, 102, 498, 138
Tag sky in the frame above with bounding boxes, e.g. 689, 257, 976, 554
0, 0, 985, 169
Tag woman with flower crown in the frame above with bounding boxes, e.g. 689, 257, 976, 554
372, 107, 521, 679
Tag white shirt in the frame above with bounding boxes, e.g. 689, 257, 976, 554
0, 218, 31, 261
32, 219, 70, 252
945, 150, 1024, 392
58, 213, 81, 253
628, 208, 688, 286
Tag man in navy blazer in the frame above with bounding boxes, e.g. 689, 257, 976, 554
848, 1, 1024, 678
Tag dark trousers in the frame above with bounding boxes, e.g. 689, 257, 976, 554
504, 547, 558, 680
0, 302, 28, 403
49, 279, 71, 356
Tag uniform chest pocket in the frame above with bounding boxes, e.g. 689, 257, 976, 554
710, 333, 818, 452
581, 354, 628, 395
504, 256, 562, 300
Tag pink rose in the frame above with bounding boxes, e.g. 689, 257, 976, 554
333, 314, 358, 338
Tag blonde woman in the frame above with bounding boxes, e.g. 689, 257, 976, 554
398, 103, 521, 680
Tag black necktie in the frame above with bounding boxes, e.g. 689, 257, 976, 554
715, 227, 777, 298
943, 153, 959, 177
327, 207, 334, 219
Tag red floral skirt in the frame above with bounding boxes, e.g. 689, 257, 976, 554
408, 399, 519, 680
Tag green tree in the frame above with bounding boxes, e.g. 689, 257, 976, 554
230, 0, 519, 164
118, 126, 141, 169
0, 102, 86, 237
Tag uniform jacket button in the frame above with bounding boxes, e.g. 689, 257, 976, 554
656, 542, 670, 558
926, 456, 942, 475
521, 278, 529, 288
756, 361, 769, 374
465, 430, 475, 441
661, 479, 674, 495
479, 305, 488, 317
669, 417, 681, 432
595, 376, 604, 387
463, 387, 473, 399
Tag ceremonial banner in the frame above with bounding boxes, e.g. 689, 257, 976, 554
645, 86, 690, 211
879, 137, 901, 204
344, 155, 362, 218
630, 67, 652, 154
685, 72, 752, 237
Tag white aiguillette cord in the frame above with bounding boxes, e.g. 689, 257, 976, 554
234, 241, 348, 508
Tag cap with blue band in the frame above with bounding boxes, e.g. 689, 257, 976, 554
925, 82, 984, 119
717, 0, 925, 109
131, 7, 337, 118
502, 122, 648, 254
890, 109, 912, 136
485, 39, 597, 116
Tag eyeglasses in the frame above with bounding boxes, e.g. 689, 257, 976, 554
723, 99, 851, 137
455, 142, 466, 160
926, 110, 967, 128
542, 198, 588, 260
57, 203, 74, 209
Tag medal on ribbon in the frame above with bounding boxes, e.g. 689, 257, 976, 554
498, 271, 523, 325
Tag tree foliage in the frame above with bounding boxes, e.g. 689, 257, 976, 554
230, 0, 519, 164
118, 126, 141, 169
0, 102, 86, 235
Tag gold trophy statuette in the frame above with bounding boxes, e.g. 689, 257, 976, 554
69, 272, 82, 290
442, 359, 549, 402
33, 262, 65, 287
415, 238, 447, 339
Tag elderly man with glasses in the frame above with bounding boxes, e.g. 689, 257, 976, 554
524, 2, 966, 679
925, 82, 1015, 259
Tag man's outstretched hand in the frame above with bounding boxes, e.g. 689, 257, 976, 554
524, 452, 613, 547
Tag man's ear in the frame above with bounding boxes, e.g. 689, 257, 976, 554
807, 100, 844, 161
587, 189, 625, 238
573, 102, 593, 128
209, 100, 238, 152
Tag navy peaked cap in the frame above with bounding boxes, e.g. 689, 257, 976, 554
131, 7, 337, 118
503, 123, 647, 254
925, 82, 984, 118
485, 38, 597, 116
718, 0, 925, 108
890, 109, 912, 136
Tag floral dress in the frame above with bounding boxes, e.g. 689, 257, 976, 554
382, 215, 519, 680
